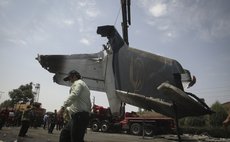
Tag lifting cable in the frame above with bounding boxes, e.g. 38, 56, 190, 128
113, 7, 121, 26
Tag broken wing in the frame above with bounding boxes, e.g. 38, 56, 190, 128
36, 51, 106, 92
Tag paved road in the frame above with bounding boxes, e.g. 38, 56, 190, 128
0, 127, 229, 142
0, 127, 169, 142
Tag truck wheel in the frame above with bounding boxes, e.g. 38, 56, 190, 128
101, 122, 109, 132
144, 128, 153, 136
130, 123, 142, 135
91, 121, 99, 132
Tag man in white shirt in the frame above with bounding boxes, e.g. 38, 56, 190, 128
43, 113, 49, 129
59, 70, 91, 142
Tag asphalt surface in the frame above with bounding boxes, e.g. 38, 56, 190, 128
0, 127, 230, 142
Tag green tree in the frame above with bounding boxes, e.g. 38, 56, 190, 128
181, 115, 208, 127
0, 99, 14, 108
8, 82, 34, 104
209, 101, 228, 127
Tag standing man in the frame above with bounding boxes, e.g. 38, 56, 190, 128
59, 70, 91, 142
48, 109, 57, 134
0, 108, 9, 130
18, 105, 34, 137
56, 106, 64, 130
43, 113, 49, 129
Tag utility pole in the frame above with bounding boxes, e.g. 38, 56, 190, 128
34, 83, 40, 102
32, 83, 40, 102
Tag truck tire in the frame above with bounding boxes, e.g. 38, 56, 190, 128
91, 121, 100, 132
144, 128, 153, 136
144, 124, 154, 136
130, 123, 142, 135
101, 121, 109, 132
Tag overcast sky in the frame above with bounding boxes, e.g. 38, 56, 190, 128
0, 0, 230, 112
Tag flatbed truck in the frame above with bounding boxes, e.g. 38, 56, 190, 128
89, 105, 175, 136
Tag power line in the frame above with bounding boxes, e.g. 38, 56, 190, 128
196, 89, 230, 94
194, 85, 230, 90
191, 86, 230, 93
113, 7, 121, 26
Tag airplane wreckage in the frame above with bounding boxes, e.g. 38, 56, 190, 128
36, 1, 213, 121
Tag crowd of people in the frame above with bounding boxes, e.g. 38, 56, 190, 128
0, 107, 22, 129
44, 109, 65, 133
1, 70, 92, 142
0, 106, 65, 136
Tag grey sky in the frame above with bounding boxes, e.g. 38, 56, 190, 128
0, 0, 230, 112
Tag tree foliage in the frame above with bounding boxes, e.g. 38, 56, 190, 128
8, 82, 34, 104
0, 99, 14, 108
180, 115, 208, 127
180, 101, 228, 127
209, 101, 228, 127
